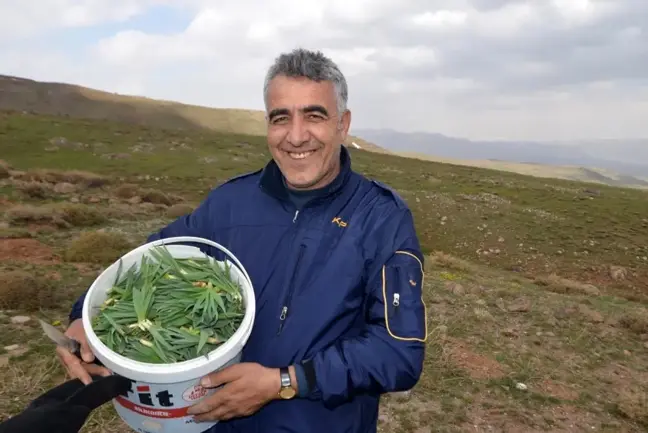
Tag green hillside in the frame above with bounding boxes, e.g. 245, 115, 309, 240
1, 109, 648, 432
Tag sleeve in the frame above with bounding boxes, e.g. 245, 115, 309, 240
299, 209, 428, 408
68, 189, 220, 322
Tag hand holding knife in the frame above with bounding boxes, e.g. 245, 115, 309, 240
38, 319, 108, 373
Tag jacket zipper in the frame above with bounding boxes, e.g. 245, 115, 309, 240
278, 209, 304, 334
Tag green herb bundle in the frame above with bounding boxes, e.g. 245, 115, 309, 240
91, 246, 245, 364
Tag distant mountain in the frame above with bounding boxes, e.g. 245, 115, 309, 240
352, 128, 648, 180
0, 74, 387, 154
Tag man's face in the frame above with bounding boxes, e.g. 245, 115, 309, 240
265, 75, 351, 191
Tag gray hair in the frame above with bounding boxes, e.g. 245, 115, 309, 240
263, 48, 349, 117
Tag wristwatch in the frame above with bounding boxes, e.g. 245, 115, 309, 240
278, 367, 297, 399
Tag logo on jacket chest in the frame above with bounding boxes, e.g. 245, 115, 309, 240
331, 216, 348, 228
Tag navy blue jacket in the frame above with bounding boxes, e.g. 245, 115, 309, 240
70, 146, 428, 433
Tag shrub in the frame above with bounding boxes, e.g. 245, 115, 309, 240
534, 274, 600, 296
0, 270, 59, 312
64, 231, 134, 264
57, 204, 106, 227
140, 189, 175, 206
113, 183, 139, 199
5, 203, 106, 228
4, 205, 60, 226
14, 169, 109, 188
15, 181, 54, 199
166, 203, 194, 218
0, 160, 10, 179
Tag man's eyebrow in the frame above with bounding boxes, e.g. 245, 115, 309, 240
302, 105, 328, 116
268, 108, 289, 119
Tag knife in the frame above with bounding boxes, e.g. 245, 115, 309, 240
38, 319, 104, 367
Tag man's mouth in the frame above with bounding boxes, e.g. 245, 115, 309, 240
286, 149, 316, 160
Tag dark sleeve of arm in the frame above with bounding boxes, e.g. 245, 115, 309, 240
299, 209, 428, 408
68, 190, 218, 322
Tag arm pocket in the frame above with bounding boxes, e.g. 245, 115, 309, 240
382, 251, 428, 342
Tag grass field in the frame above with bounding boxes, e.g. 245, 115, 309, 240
1, 109, 648, 432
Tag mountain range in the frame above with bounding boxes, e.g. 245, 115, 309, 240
351, 128, 648, 186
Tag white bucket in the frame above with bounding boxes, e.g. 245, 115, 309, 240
81, 236, 256, 433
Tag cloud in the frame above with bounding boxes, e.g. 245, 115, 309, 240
1, 0, 647, 140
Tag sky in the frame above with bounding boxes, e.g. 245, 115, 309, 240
1, 0, 647, 141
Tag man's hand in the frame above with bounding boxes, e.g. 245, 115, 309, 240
55, 319, 111, 385
187, 363, 294, 422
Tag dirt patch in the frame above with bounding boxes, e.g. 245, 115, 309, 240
538, 379, 580, 401
595, 363, 648, 387
0, 238, 59, 264
447, 339, 507, 380
465, 401, 611, 432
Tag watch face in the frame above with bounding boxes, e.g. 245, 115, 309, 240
279, 387, 297, 399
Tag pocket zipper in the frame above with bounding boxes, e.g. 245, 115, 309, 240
391, 292, 400, 318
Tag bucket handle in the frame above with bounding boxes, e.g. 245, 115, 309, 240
144, 236, 253, 290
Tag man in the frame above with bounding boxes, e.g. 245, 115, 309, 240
57, 48, 428, 433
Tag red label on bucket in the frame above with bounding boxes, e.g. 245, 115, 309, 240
182, 384, 208, 402
115, 396, 189, 419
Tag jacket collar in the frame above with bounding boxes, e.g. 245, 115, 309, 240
259, 145, 353, 203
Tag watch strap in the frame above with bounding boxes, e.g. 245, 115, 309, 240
279, 367, 291, 389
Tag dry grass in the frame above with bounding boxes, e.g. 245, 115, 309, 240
64, 230, 134, 264
534, 273, 601, 296
0, 270, 59, 311
0, 227, 32, 239
427, 251, 478, 273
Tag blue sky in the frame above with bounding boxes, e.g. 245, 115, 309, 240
1, 0, 647, 140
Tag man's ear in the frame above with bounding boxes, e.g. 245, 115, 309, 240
338, 109, 351, 139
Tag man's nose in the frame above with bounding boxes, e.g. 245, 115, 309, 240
287, 115, 310, 146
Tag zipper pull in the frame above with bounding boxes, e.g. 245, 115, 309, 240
393, 293, 400, 307
293, 210, 299, 223
277, 306, 288, 334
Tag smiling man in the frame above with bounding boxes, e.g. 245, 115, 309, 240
61, 48, 428, 433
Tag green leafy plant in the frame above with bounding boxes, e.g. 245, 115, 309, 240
91, 246, 245, 364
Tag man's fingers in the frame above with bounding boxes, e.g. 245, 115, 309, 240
193, 406, 233, 423
201, 364, 243, 388
56, 346, 92, 385
86, 363, 112, 378
187, 389, 227, 415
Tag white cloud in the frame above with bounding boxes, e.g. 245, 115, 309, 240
0, 0, 166, 40
1, 0, 647, 140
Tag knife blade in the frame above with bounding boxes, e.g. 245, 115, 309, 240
39, 319, 81, 353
